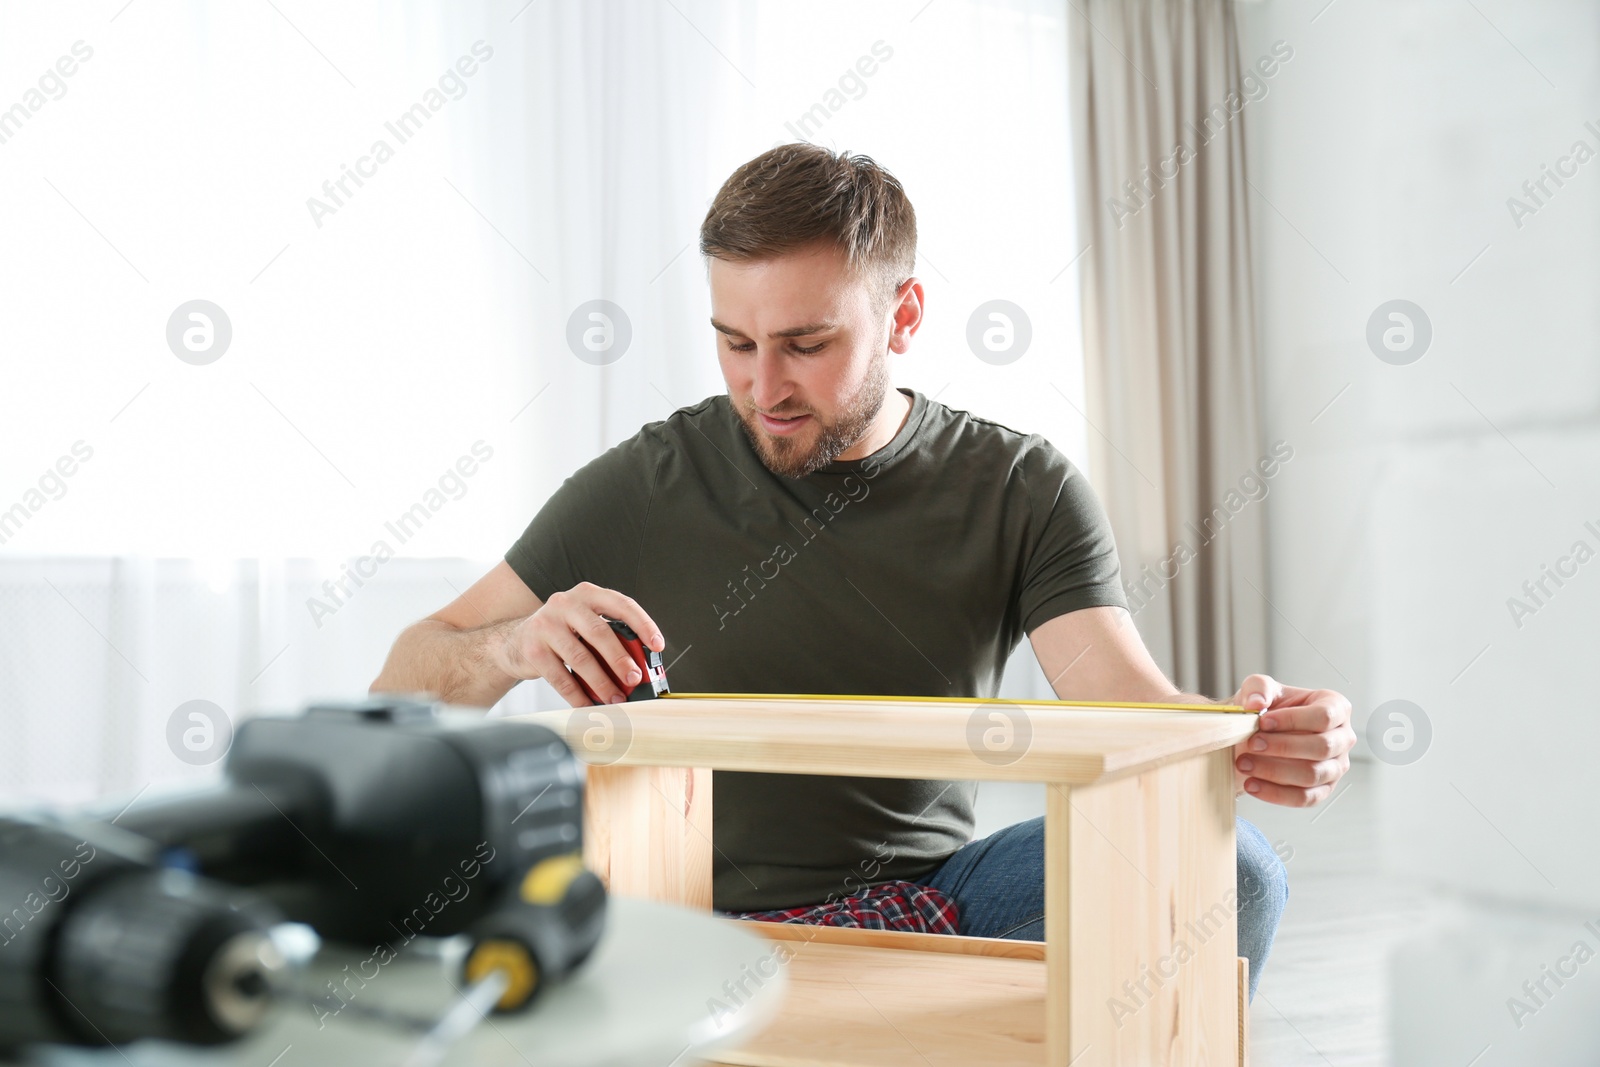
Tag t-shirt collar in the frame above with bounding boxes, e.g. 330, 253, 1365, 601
812, 387, 927, 477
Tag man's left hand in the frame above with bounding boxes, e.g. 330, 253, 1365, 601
1229, 674, 1355, 806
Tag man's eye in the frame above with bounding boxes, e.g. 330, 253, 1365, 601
722, 339, 825, 354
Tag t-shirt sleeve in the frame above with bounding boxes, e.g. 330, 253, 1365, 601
504, 432, 662, 603
1016, 439, 1128, 634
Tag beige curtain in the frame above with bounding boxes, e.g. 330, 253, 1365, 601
1068, 0, 1268, 698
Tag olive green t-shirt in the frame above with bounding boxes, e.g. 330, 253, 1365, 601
505, 387, 1127, 910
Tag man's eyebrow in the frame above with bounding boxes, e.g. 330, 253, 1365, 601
709, 318, 838, 339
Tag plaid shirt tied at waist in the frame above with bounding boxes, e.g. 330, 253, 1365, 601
723, 879, 958, 935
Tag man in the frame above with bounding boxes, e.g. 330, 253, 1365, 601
371, 143, 1355, 1001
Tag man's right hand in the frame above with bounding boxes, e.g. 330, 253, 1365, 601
370, 563, 665, 710
496, 581, 665, 707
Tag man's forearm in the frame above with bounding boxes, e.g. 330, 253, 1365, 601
1168, 691, 1227, 705
1031, 608, 1233, 705
370, 616, 524, 708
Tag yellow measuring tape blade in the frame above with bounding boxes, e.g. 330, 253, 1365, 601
662, 692, 1254, 714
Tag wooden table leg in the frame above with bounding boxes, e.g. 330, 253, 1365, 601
1045, 749, 1237, 1066
582, 763, 713, 910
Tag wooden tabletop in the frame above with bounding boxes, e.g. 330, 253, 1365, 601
507, 695, 1258, 784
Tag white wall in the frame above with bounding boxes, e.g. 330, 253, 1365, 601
1239, 0, 1600, 908
1236, 0, 1600, 1058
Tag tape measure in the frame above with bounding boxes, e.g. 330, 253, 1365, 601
661, 692, 1254, 714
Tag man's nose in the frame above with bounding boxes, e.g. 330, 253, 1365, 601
749, 347, 791, 410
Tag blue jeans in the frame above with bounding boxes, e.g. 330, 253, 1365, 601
923, 815, 1287, 1001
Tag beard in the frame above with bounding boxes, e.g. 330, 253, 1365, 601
734, 351, 891, 479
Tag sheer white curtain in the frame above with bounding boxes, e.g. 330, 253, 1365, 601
0, 0, 1080, 805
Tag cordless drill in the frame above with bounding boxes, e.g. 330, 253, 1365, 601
0, 697, 608, 1051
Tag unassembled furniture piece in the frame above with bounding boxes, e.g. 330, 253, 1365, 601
515, 695, 1259, 1067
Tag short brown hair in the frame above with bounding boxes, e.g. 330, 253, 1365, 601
699, 143, 917, 312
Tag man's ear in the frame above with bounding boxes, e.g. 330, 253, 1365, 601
888, 277, 924, 354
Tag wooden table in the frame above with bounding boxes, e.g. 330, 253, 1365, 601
513, 695, 1259, 1067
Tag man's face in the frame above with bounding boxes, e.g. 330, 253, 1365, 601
709, 241, 899, 478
